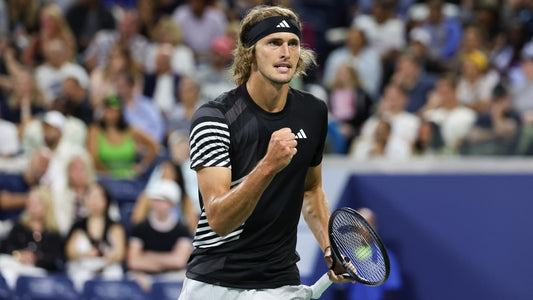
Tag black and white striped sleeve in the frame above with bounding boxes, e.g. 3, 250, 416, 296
189, 107, 231, 170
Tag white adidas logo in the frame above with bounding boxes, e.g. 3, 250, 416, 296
294, 129, 307, 139
276, 20, 290, 28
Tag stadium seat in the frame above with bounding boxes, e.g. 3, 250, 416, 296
98, 178, 145, 204
119, 201, 136, 234
0, 274, 12, 300
15, 274, 79, 300
148, 281, 183, 300
82, 279, 146, 300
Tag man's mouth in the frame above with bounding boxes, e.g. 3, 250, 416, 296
275, 63, 292, 72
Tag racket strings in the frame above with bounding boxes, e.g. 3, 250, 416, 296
331, 212, 387, 284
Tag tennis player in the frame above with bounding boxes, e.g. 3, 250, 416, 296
179, 5, 351, 299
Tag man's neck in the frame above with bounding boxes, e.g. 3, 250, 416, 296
246, 75, 290, 113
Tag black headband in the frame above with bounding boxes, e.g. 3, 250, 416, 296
244, 16, 302, 47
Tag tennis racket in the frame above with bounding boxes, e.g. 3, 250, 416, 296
308, 207, 390, 299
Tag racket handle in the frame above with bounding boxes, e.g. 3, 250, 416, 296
310, 273, 333, 299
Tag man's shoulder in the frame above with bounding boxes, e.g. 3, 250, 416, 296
192, 86, 241, 120
290, 88, 327, 111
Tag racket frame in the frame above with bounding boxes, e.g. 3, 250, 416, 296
328, 207, 391, 286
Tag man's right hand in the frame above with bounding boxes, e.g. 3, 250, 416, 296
263, 128, 297, 174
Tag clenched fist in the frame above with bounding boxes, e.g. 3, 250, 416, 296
263, 128, 297, 174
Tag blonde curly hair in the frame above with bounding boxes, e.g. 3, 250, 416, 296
230, 5, 316, 86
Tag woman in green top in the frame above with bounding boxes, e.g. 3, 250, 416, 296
87, 95, 158, 178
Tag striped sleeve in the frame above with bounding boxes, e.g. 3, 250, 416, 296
189, 106, 231, 170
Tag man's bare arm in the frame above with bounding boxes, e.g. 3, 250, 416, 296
302, 163, 353, 284
199, 128, 296, 236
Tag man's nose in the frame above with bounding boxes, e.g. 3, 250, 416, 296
280, 43, 290, 57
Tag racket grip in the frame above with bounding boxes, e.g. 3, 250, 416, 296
310, 272, 333, 299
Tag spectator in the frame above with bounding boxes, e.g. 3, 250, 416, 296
145, 17, 196, 77
406, 27, 446, 74
57, 77, 94, 125
0, 119, 20, 157
421, 74, 477, 153
390, 51, 437, 113
136, 0, 181, 40
1, 69, 45, 126
0, 149, 50, 215
53, 153, 96, 236
89, 43, 142, 108
352, 0, 406, 61
35, 38, 89, 106
87, 95, 157, 179
65, 183, 126, 291
23, 111, 88, 197
327, 63, 373, 152
0, 187, 63, 289
84, 9, 148, 71
420, 0, 463, 61
172, 0, 228, 62
127, 179, 193, 291
166, 75, 203, 135
115, 71, 166, 143
351, 119, 411, 160
130, 157, 199, 234
65, 0, 115, 54
412, 120, 444, 156
462, 82, 521, 155
456, 49, 500, 112
455, 25, 487, 63
22, 3, 76, 67
22, 108, 87, 157
6, 0, 41, 50
346, 207, 403, 300
511, 42, 533, 154
196, 34, 236, 102
143, 43, 182, 115
490, 20, 526, 77
358, 83, 421, 148
322, 26, 382, 100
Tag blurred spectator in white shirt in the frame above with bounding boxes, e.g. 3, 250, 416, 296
456, 50, 499, 113
35, 38, 89, 106
422, 75, 477, 153
351, 119, 411, 160
352, 0, 406, 60
0, 119, 19, 157
359, 83, 421, 147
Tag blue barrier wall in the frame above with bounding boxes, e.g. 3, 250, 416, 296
331, 173, 533, 300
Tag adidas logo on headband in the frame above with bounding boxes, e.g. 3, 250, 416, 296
276, 20, 290, 28
245, 16, 302, 47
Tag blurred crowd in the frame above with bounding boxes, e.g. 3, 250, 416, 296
0, 0, 532, 297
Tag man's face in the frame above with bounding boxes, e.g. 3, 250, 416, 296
253, 32, 300, 85
43, 123, 61, 149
